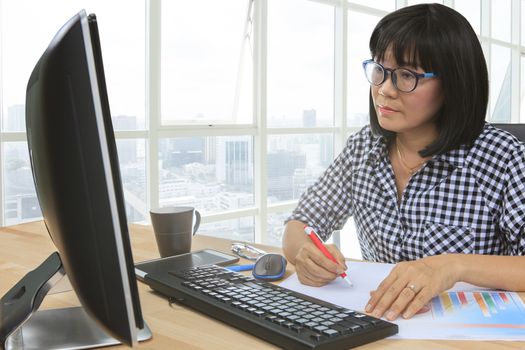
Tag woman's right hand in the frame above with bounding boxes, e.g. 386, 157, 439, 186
282, 220, 348, 287
293, 240, 347, 287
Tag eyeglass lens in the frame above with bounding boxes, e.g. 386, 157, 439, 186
364, 61, 418, 92
231, 243, 266, 261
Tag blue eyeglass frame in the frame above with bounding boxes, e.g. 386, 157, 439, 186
362, 59, 438, 92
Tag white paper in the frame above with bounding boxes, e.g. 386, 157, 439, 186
280, 260, 525, 341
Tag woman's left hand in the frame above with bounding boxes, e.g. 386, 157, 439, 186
365, 254, 461, 320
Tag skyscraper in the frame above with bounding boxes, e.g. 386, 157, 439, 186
216, 138, 252, 192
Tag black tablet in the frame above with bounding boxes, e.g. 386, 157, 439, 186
134, 249, 239, 281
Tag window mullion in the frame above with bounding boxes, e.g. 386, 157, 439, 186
333, 2, 348, 249
511, 0, 521, 123
0, 0, 4, 227
254, 0, 267, 244
481, 0, 491, 118
146, 0, 161, 211
334, 3, 347, 152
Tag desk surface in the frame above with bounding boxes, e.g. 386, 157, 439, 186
1, 221, 522, 349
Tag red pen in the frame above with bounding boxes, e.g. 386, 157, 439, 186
304, 225, 352, 286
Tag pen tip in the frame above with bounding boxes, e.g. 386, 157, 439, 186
344, 276, 353, 286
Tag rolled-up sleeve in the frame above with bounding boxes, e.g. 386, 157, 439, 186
499, 146, 525, 255
285, 137, 355, 241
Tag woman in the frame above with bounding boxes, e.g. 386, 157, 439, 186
283, 3, 525, 321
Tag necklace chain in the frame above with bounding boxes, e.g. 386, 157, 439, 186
395, 139, 426, 176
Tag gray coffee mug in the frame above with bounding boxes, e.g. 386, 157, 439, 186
149, 206, 201, 258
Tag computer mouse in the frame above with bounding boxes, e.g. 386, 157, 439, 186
252, 253, 287, 281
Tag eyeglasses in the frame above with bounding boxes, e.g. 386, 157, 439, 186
362, 59, 438, 93
231, 242, 267, 261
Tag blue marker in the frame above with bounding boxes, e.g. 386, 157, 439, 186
225, 264, 255, 272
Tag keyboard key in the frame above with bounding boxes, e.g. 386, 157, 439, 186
295, 318, 309, 325
273, 318, 286, 325
359, 315, 384, 325
339, 321, 362, 332
347, 318, 372, 328
313, 325, 328, 333
323, 329, 340, 337
305, 322, 318, 329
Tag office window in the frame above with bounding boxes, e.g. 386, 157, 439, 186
522, 0, 525, 46
267, 134, 333, 204
1, 0, 145, 132
199, 217, 255, 242
1, 0, 525, 251
2, 1, 81, 132
3, 142, 40, 225
159, 136, 254, 214
521, 56, 525, 120
116, 139, 147, 222
347, 11, 380, 127
407, 0, 443, 5
0, 0, 145, 224
492, 0, 511, 42
267, 0, 334, 128
267, 211, 292, 247
490, 45, 511, 121
348, 0, 394, 11
93, 2, 145, 130
455, 0, 481, 34
160, 1, 253, 125
340, 217, 363, 259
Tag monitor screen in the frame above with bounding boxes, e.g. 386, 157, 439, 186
24, 10, 148, 347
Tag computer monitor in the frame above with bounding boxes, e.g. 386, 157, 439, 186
0, 10, 151, 349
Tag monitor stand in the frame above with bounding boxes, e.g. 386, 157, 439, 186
0, 252, 152, 350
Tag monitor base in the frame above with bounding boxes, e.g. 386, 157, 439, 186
0, 252, 152, 350
5, 307, 152, 350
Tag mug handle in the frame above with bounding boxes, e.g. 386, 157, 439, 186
193, 210, 201, 235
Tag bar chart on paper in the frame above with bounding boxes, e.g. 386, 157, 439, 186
426, 291, 525, 337
432, 291, 515, 318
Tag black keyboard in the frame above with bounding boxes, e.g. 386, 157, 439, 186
144, 265, 398, 349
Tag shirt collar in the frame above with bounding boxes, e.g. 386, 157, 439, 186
365, 133, 470, 169
431, 143, 470, 168
365, 135, 389, 165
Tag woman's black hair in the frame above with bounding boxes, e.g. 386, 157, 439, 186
368, 3, 488, 157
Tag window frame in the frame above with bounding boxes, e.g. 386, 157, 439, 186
0, 0, 522, 248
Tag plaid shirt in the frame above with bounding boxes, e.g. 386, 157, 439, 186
287, 123, 525, 263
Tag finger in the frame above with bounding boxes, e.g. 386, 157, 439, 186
296, 266, 331, 287
365, 270, 401, 313
375, 267, 402, 293
305, 243, 343, 274
295, 254, 337, 283
402, 287, 433, 319
303, 257, 339, 281
383, 285, 418, 320
325, 244, 347, 269
367, 278, 408, 318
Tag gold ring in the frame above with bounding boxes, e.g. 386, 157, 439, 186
407, 284, 416, 292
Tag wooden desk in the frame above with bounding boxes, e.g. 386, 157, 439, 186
0, 221, 522, 349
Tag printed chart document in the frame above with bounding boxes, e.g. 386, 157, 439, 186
279, 261, 525, 340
